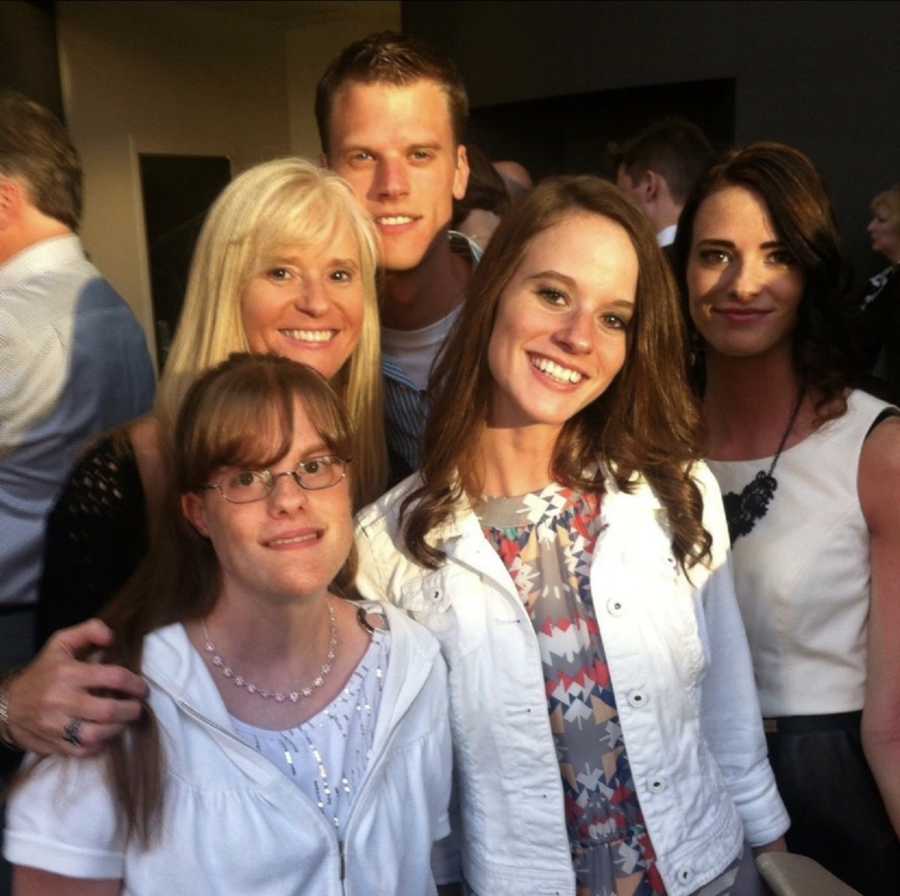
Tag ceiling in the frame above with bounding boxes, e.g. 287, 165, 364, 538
186, 1, 399, 28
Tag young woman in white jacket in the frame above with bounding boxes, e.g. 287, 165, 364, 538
5, 354, 451, 895
354, 177, 789, 896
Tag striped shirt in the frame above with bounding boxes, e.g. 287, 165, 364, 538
381, 231, 480, 472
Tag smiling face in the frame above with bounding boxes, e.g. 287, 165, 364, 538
241, 228, 365, 379
326, 79, 469, 273
182, 398, 353, 609
867, 201, 900, 262
486, 212, 637, 435
687, 185, 805, 361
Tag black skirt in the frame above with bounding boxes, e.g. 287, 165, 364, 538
766, 711, 900, 894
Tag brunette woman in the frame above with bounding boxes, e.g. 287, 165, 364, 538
4, 354, 450, 895
0, 158, 387, 759
355, 177, 788, 896
673, 142, 900, 893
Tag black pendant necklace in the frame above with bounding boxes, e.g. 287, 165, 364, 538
721, 389, 805, 544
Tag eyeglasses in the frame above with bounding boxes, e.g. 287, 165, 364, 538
202, 455, 349, 504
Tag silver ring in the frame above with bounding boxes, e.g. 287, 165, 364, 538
63, 718, 83, 747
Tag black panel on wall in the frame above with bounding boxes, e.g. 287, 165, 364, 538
139, 154, 232, 370
0, 1, 63, 117
467, 79, 734, 183
401, 0, 900, 289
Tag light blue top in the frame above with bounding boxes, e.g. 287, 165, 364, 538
0, 235, 155, 606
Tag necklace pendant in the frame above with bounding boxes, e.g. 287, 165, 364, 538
201, 600, 339, 703
723, 471, 779, 543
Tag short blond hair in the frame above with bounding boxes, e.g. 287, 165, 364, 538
158, 157, 385, 505
872, 184, 900, 237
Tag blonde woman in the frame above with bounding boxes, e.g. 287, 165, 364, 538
1, 158, 386, 759
858, 183, 900, 400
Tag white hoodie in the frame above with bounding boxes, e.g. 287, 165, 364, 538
5, 602, 451, 895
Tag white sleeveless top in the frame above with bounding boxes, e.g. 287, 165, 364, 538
707, 390, 895, 717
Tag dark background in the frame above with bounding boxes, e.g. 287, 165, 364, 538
5, 0, 899, 286
403, 0, 900, 281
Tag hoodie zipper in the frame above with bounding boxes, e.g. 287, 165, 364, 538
171, 697, 347, 889
159, 638, 434, 896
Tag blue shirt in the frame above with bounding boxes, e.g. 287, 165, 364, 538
0, 235, 156, 606
381, 231, 481, 473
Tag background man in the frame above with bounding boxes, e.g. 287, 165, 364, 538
0, 93, 155, 708
613, 117, 713, 249
315, 32, 474, 475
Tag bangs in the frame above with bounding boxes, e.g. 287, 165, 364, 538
250, 184, 359, 275
177, 356, 354, 493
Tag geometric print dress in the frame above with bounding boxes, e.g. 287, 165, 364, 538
480, 483, 666, 896
480, 483, 748, 896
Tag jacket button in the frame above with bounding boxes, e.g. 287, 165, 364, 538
649, 778, 666, 792
606, 598, 624, 616
678, 869, 691, 883
627, 690, 648, 708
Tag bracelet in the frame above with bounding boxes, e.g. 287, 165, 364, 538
0, 670, 21, 750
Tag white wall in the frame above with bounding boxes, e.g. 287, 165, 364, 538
57, 1, 401, 364
57, 0, 293, 361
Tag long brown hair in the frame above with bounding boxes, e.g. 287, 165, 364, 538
402, 176, 711, 573
102, 354, 357, 843
672, 142, 858, 421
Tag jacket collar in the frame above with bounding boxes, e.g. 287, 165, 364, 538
428, 468, 664, 545
0, 234, 82, 289
140, 605, 441, 751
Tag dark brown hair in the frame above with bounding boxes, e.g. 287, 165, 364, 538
101, 354, 356, 843
451, 144, 510, 229
672, 141, 857, 420
315, 31, 468, 155
403, 176, 711, 573
611, 117, 714, 206
0, 91, 81, 231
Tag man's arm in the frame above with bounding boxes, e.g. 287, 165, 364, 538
3, 619, 146, 757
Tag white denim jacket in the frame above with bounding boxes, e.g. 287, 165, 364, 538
354, 465, 789, 896
5, 603, 451, 895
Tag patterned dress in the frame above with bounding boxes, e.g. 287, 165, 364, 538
480, 482, 748, 896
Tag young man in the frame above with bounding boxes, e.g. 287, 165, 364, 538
613, 117, 713, 251
315, 32, 474, 474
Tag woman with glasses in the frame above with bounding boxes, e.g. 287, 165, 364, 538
5, 354, 451, 895
0, 157, 387, 760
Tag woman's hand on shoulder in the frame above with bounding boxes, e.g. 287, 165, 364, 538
4, 618, 147, 757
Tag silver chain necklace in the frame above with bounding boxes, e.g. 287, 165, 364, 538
201, 601, 338, 703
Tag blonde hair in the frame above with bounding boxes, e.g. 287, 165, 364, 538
157, 157, 385, 506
